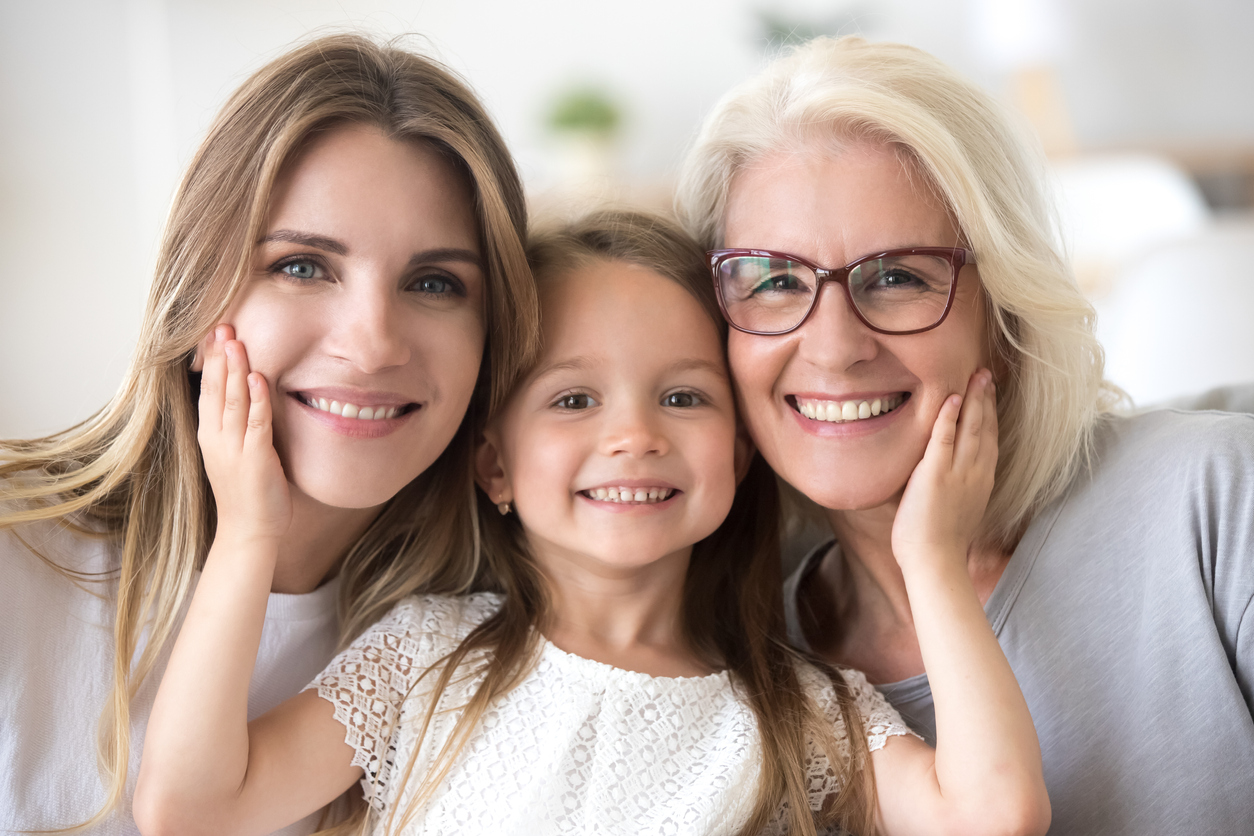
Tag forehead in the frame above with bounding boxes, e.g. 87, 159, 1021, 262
724, 141, 962, 266
266, 124, 479, 251
534, 260, 725, 370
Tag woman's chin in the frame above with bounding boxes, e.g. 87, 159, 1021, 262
285, 470, 416, 512
782, 468, 909, 515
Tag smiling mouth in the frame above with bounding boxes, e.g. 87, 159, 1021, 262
791, 393, 909, 423
580, 487, 677, 505
295, 393, 420, 421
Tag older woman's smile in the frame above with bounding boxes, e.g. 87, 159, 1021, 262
790, 392, 908, 423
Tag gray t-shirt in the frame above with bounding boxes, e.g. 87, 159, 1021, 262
784, 409, 1254, 835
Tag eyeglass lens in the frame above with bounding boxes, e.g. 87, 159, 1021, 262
716, 253, 955, 333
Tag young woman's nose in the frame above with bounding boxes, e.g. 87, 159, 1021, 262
795, 281, 880, 369
325, 281, 411, 373
599, 401, 669, 458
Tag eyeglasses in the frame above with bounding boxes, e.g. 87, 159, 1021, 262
708, 247, 973, 336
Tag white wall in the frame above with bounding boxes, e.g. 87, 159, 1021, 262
2, 0, 1252, 436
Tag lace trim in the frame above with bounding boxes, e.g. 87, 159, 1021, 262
310, 593, 914, 827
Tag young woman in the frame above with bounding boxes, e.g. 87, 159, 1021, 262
0, 34, 538, 834
134, 210, 1048, 836
677, 36, 1254, 834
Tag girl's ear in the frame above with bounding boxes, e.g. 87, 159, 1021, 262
733, 422, 756, 485
474, 427, 513, 505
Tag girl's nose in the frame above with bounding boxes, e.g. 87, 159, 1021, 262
325, 281, 411, 373
600, 402, 669, 459
796, 281, 880, 370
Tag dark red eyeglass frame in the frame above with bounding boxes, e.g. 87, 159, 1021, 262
707, 246, 974, 336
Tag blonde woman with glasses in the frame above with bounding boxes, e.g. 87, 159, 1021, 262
678, 36, 1254, 835
0, 34, 537, 833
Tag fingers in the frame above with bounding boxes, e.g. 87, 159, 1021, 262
924, 392, 963, 471
197, 326, 231, 435
953, 369, 988, 468
221, 339, 253, 440
244, 373, 274, 453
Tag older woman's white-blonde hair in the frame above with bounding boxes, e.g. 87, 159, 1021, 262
676, 36, 1118, 548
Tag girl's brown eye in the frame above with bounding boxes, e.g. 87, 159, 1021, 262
557, 394, 593, 410
663, 392, 700, 408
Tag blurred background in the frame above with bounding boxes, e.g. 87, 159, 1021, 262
3, 0, 1253, 437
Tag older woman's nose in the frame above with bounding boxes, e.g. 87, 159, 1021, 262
795, 281, 880, 369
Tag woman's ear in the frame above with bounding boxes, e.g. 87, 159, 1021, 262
733, 422, 756, 485
474, 427, 513, 506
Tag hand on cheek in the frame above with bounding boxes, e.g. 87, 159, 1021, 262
197, 324, 293, 545
890, 368, 997, 572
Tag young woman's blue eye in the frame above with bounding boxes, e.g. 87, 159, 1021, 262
555, 393, 595, 410
411, 273, 465, 296
277, 259, 322, 280
662, 392, 702, 408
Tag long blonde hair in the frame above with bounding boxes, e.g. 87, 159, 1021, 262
371, 210, 875, 836
676, 36, 1118, 548
0, 33, 539, 828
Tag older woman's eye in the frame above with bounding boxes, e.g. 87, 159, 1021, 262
750, 271, 801, 295
662, 392, 702, 408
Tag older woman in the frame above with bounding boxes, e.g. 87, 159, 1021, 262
678, 37, 1254, 835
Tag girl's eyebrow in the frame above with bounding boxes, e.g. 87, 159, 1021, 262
529, 356, 728, 385
259, 230, 483, 269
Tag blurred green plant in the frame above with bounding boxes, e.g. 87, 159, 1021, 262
546, 87, 622, 137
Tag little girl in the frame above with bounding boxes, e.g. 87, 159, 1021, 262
136, 211, 1048, 835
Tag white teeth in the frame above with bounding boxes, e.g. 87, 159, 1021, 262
585, 486, 674, 505
795, 394, 905, 424
304, 396, 405, 421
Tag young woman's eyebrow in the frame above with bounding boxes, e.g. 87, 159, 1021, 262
258, 234, 481, 271
259, 229, 347, 254
409, 248, 483, 270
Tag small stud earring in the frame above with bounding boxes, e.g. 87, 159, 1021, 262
497, 497, 511, 515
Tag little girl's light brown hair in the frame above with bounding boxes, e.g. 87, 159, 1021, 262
377, 209, 878, 836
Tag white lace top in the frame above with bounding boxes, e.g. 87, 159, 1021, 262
310, 593, 911, 835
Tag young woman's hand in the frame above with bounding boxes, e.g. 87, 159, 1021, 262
891, 369, 997, 572
197, 324, 292, 545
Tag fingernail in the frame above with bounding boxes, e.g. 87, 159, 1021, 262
215, 325, 227, 342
